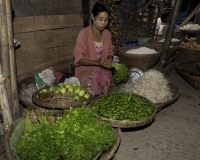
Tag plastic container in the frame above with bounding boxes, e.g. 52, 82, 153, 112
138, 37, 152, 45
127, 67, 144, 83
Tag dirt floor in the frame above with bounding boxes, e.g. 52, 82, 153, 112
0, 69, 200, 160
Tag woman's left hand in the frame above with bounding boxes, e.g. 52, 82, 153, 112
100, 59, 111, 68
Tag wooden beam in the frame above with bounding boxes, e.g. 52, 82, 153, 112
14, 27, 82, 52
12, 0, 82, 17
17, 56, 73, 82
13, 14, 83, 33
174, 3, 200, 35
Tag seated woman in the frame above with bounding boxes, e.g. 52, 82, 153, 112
158, 8, 173, 38
73, 2, 114, 96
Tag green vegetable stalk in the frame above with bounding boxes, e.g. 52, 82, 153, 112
111, 62, 130, 85
17, 106, 116, 160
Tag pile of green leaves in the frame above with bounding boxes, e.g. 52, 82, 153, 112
91, 92, 154, 121
111, 63, 130, 85
17, 107, 116, 160
108, 83, 124, 93
189, 37, 196, 42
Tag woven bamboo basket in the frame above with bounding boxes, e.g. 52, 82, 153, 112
149, 40, 179, 59
118, 45, 161, 71
95, 113, 156, 128
32, 90, 93, 109
154, 83, 180, 112
89, 93, 156, 128
18, 76, 39, 109
179, 46, 200, 62
5, 117, 121, 160
176, 61, 200, 90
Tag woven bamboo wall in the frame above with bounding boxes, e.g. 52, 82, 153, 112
100, 0, 158, 53
119, 6, 158, 42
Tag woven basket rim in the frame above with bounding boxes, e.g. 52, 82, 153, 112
32, 90, 93, 109
176, 61, 200, 90
5, 117, 24, 160
5, 117, 121, 160
176, 61, 200, 77
89, 93, 156, 128
154, 83, 180, 112
179, 46, 200, 52
180, 29, 200, 34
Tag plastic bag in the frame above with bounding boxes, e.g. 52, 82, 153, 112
34, 67, 56, 90
63, 77, 81, 86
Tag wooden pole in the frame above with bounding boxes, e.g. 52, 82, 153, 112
174, 3, 200, 35
5, 0, 20, 120
0, 64, 13, 132
157, 0, 183, 72
0, 0, 12, 112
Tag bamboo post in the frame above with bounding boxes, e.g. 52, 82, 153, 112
0, 0, 12, 111
5, 0, 20, 120
174, 3, 200, 35
0, 64, 13, 132
157, 0, 183, 72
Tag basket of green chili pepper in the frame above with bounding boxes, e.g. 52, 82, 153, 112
89, 92, 156, 128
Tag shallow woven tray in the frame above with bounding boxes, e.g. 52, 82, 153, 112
6, 117, 121, 160
18, 76, 39, 109
32, 90, 93, 109
154, 83, 180, 112
118, 45, 161, 71
89, 94, 156, 128
176, 61, 200, 90
179, 46, 200, 62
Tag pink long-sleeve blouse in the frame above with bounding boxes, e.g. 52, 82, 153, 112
73, 25, 114, 82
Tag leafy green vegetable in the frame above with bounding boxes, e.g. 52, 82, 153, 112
189, 37, 196, 42
91, 92, 154, 121
108, 83, 124, 93
17, 106, 116, 160
111, 63, 130, 85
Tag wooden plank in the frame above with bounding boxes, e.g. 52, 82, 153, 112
14, 27, 82, 52
12, 0, 82, 17
17, 56, 73, 82
13, 14, 83, 33
16, 42, 75, 71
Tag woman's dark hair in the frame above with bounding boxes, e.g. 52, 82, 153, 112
92, 2, 109, 17
161, 8, 172, 22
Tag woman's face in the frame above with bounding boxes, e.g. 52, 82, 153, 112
165, 13, 172, 23
92, 12, 109, 31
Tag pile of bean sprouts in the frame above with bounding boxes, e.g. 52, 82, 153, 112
120, 69, 173, 103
